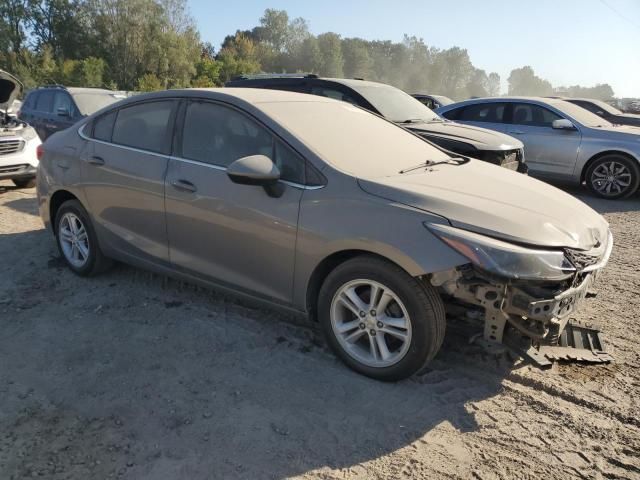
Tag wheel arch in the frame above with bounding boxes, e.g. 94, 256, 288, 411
580, 150, 640, 183
304, 249, 421, 322
49, 190, 81, 233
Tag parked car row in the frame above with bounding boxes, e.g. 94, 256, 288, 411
226, 75, 527, 171
37, 87, 614, 380
0, 75, 127, 188
436, 97, 640, 199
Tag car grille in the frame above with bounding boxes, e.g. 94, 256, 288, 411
564, 249, 601, 270
0, 139, 24, 156
475, 148, 522, 171
0, 163, 29, 174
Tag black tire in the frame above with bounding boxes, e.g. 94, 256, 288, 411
318, 255, 446, 381
12, 177, 36, 189
585, 154, 640, 199
54, 199, 112, 276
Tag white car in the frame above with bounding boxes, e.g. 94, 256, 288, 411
0, 70, 41, 188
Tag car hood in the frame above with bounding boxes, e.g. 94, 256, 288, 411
358, 160, 608, 250
406, 120, 523, 151
0, 70, 22, 111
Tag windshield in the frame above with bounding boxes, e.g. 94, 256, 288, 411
73, 91, 128, 115
260, 100, 450, 177
552, 100, 614, 127
350, 83, 441, 123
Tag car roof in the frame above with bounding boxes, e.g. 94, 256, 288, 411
96, 87, 337, 108
442, 96, 577, 108
229, 75, 386, 89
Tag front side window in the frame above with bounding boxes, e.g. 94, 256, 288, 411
112, 101, 175, 153
181, 101, 305, 184
511, 103, 561, 127
459, 103, 506, 123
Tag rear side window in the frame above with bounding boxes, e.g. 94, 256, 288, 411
92, 110, 117, 142
35, 91, 55, 113
459, 103, 506, 123
440, 106, 463, 120
511, 103, 561, 127
112, 101, 175, 153
180, 101, 305, 183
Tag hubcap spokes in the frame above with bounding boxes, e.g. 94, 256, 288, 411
331, 280, 412, 368
59, 213, 89, 267
592, 161, 631, 196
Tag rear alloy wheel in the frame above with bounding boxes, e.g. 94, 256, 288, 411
318, 256, 445, 381
55, 200, 112, 276
586, 155, 639, 199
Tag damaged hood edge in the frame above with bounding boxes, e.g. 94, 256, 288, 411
0, 70, 23, 111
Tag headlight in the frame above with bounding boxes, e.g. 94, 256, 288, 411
20, 126, 38, 141
426, 223, 575, 281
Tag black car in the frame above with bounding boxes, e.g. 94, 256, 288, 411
19, 85, 128, 140
226, 75, 527, 172
411, 93, 454, 110
563, 98, 640, 127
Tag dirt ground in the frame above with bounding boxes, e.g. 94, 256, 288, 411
0, 180, 638, 480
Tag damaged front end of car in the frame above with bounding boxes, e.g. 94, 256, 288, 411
426, 223, 614, 367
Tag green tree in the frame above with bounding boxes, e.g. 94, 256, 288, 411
316, 32, 343, 77
508, 66, 553, 96
342, 38, 372, 79
487, 72, 501, 96
137, 72, 163, 91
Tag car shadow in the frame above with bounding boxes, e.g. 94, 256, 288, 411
4, 197, 40, 216
0, 228, 512, 480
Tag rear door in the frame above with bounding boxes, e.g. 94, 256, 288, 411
505, 102, 581, 178
81, 99, 177, 264
165, 99, 305, 304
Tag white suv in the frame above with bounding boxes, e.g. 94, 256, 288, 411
0, 70, 41, 188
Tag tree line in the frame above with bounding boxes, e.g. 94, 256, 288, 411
0, 2, 615, 100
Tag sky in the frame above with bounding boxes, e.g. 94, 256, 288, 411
189, 0, 640, 97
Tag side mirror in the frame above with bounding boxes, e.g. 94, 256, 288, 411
57, 107, 70, 117
227, 154, 284, 197
552, 119, 576, 130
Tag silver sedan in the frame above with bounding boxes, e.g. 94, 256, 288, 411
437, 97, 640, 199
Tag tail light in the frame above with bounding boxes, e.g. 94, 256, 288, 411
36, 144, 44, 161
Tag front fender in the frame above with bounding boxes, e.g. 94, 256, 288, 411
292, 189, 467, 310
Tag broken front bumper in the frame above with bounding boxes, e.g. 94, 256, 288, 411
431, 259, 612, 366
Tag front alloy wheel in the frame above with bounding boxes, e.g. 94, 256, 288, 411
331, 279, 412, 368
318, 256, 446, 381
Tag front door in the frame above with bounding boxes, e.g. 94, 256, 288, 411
81, 99, 177, 264
506, 103, 582, 178
165, 100, 305, 304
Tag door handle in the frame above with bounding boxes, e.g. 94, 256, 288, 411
171, 179, 197, 193
87, 155, 105, 166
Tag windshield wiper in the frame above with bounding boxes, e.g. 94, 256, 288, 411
399, 157, 469, 174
